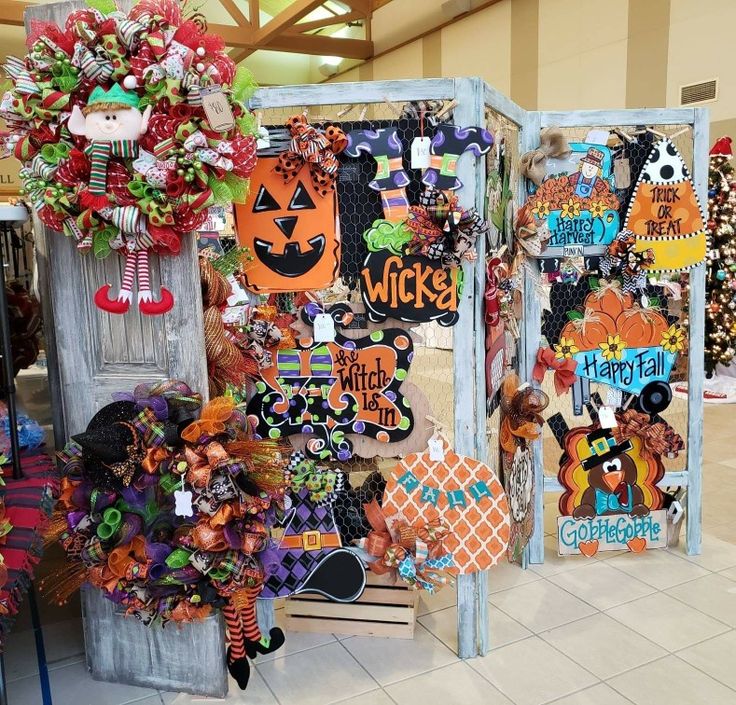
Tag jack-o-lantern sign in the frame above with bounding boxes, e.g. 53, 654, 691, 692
235, 156, 341, 293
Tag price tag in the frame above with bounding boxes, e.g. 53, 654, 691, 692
598, 405, 618, 429
200, 86, 235, 132
428, 437, 445, 462
174, 478, 193, 517
313, 313, 335, 342
613, 158, 631, 189
411, 136, 431, 169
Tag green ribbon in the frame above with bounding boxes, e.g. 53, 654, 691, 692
40, 142, 70, 165
165, 547, 193, 569
159, 473, 180, 495
96, 507, 122, 540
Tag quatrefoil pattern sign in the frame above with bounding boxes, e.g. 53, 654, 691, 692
382, 447, 510, 573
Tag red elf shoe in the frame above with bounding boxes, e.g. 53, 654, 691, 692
94, 284, 131, 314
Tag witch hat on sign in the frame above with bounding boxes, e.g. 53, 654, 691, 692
260, 488, 366, 602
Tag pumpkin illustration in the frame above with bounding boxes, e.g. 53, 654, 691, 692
585, 288, 634, 320
235, 156, 341, 293
559, 311, 617, 350
617, 309, 669, 347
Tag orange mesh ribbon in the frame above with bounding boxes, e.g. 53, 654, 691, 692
181, 397, 235, 443
499, 373, 549, 454
532, 347, 578, 396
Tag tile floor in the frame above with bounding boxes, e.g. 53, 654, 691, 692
6, 404, 736, 705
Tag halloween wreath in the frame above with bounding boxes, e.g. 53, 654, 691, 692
45, 379, 289, 690
1, 0, 258, 316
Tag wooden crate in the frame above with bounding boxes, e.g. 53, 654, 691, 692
285, 572, 418, 639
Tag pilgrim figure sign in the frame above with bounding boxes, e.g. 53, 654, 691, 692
557, 424, 667, 556
530, 143, 620, 260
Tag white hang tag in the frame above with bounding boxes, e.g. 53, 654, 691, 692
428, 437, 445, 462
200, 86, 235, 132
256, 125, 271, 150
598, 405, 618, 429
605, 386, 623, 409
411, 136, 431, 169
584, 129, 610, 146
226, 274, 248, 306
313, 313, 335, 342
174, 489, 194, 517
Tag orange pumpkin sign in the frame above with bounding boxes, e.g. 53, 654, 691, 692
555, 282, 684, 394
235, 156, 341, 293
382, 444, 510, 574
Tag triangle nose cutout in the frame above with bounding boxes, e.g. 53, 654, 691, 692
274, 216, 298, 239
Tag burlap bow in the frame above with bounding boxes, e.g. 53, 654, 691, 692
520, 128, 571, 186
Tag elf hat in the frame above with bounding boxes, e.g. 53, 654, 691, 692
83, 83, 140, 114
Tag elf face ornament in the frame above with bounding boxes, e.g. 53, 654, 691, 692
68, 84, 172, 316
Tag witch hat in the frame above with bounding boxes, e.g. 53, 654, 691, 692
260, 488, 366, 602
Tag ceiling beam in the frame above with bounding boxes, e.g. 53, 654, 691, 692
216, 25, 373, 59
286, 10, 364, 34
0, 1, 28, 26
249, 0, 260, 30
219, 0, 250, 28
252, 0, 325, 45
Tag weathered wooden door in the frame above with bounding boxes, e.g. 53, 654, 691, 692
28, 3, 208, 444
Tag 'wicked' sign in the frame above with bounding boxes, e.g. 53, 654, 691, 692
247, 306, 414, 460
360, 249, 461, 326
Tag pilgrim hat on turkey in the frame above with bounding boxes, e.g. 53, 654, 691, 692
581, 428, 633, 470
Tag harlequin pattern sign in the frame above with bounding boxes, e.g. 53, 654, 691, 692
625, 139, 706, 272
382, 446, 510, 573
531, 143, 620, 258
247, 327, 414, 461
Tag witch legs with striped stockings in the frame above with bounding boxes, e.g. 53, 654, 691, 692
224, 587, 286, 691
94, 249, 174, 316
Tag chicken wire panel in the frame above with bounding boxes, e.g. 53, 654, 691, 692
530, 124, 694, 485
237, 98, 465, 534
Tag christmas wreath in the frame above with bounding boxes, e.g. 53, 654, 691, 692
1, 0, 258, 316
45, 379, 289, 690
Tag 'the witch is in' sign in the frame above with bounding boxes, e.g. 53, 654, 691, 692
247, 312, 414, 461
360, 249, 461, 326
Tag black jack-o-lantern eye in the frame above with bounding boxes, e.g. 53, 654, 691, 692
288, 181, 316, 211
253, 184, 280, 213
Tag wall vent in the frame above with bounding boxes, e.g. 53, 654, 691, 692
680, 79, 718, 105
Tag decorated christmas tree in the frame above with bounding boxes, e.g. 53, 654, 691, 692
705, 137, 736, 374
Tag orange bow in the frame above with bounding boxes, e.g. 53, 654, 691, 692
532, 347, 578, 396
499, 373, 549, 454
181, 397, 235, 443
142, 446, 170, 475
613, 410, 685, 460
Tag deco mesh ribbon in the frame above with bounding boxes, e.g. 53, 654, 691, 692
360, 499, 455, 593
44, 379, 288, 627
499, 373, 549, 454
1, 0, 259, 315
532, 347, 578, 396
600, 229, 656, 293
